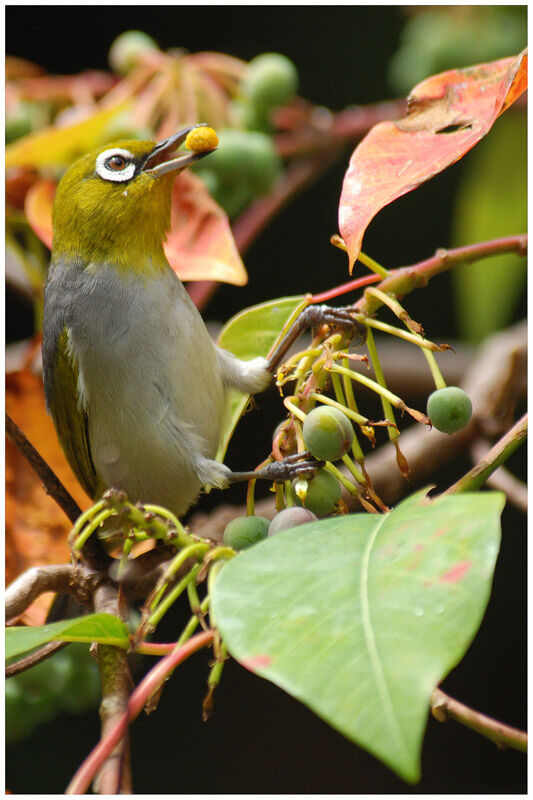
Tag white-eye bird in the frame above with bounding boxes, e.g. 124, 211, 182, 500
43, 125, 274, 517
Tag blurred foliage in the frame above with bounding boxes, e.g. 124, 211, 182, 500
388, 6, 527, 94
6, 644, 100, 743
451, 113, 526, 341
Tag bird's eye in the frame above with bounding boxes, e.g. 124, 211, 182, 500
106, 154, 128, 171
95, 147, 136, 182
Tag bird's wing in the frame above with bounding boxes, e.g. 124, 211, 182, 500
46, 327, 102, 500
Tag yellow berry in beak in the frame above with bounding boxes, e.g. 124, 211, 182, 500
185, 125, 219, 154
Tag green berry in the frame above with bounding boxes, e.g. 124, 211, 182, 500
268, 507, 318, 536
223, 515, 270, 550
244, 133, 282, 194
109, 30, 159, 75
231, 98, 273, 133
427, 386, 472, 434
206, 129, 282, 197
292, 469, 341, 517
241, 53, 298, 111
303, 406, 354, 462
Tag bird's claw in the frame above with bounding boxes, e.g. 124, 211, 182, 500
256, 452, 324, 483
305, 304, 367, 344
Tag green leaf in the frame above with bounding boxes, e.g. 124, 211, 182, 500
212, 490, 504, 782
215, 295, 307, 460
452, 113, 526, 341
6, 613, 129, 660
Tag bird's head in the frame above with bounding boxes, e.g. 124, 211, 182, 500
52, 124, 215, 272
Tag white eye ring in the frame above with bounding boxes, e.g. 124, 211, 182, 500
95, 148, 136, 182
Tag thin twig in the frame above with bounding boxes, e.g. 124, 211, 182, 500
6, 413, 112, 571
471, 440, 527, 512
6, 412, 82, 523
431, 687, 527, 752
6, 640, 69, 677
445, 414, 527, 495
66, 630, 214, 795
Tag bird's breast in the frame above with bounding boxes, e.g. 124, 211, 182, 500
52, 261, 226, 511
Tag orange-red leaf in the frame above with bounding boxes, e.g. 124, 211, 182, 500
6, 167, 39, 210
165, 171, 248, 285
6, 370, 89, 623
25, 179, 55, 250
339, 49, 527, 271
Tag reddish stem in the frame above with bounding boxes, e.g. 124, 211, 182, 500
311, 272, 382, 303
66, 630, 215, 795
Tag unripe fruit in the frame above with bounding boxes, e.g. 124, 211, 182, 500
303, 406, 354, 462
241, 53, 298, 111
427, 386, 472, 434
231, 98, 272, 133
223, 515, 270, 550
206, 129, 282, 196
244, 134, 283, 194
292, 469, 341, 517
109, 30, 159, 75
268, 506, 318, 536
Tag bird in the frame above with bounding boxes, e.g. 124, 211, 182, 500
42, 124, 275, 519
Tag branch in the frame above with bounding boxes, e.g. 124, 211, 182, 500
445, 414, 527, 495
6, 640, 69, 677
431, 687, 527, 753
470, 440, 527, 512
6, 413, 111, 570
91, 581, 134, 795
66, 630, 214, 795
6, 412, 82, 523
5, 564, 75, 621
355, 235, 527, 316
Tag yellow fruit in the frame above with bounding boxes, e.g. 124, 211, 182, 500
185, 126, 219, 154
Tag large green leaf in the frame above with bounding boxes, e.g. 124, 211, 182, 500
6, 613, 129, 660
212, 490, 504, 782
216, 295, 307, 460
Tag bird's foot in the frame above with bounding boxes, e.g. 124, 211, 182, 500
267, 304, 366, 371
228, 451, 323, 484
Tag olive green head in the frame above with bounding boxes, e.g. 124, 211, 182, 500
52, 126, 210, 271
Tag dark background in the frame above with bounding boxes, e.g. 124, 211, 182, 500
6, 5, 526, 794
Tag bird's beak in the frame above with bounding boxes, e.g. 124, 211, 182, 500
142, 124, 214, 177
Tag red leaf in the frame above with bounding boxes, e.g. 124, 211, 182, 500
165, 171, 248, 285
25, 179, 55, 250
339, 50, 527, 272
